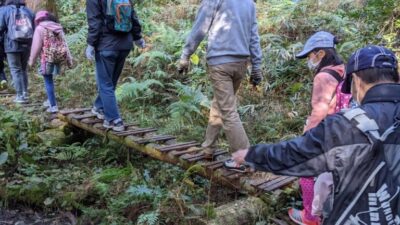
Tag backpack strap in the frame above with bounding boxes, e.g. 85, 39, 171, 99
344, 108, 400, 142
321, 69, 343, 83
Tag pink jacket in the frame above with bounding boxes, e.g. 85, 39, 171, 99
28, 21, 73, 66
303, 64, 345, 132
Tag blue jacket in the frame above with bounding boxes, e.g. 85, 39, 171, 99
0, 2, 34, 53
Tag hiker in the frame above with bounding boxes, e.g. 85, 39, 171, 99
290, 31, 346, 225
0, 0, 34, 103
28, 11, 73, 113
0, 0, 7, 88
86, 0, 145, 132
232, 45, 400, 224
177, 0, 263, 164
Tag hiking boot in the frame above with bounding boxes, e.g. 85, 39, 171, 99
43, 100, 50, 107
46, 106, 59, 113
288, 208, 321, 225
13, 95, 27, 104
103, 118, 125, 132
223, 159, 249, 173
91, 107, 105, 120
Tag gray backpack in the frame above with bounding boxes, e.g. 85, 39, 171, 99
7, 5, 33, 42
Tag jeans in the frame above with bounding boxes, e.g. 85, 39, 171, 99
94, 50, 130, 122
202, 61, 250, 153
7, 51, 29, 96
0, 50, 6, 81
43, 74, 56, 107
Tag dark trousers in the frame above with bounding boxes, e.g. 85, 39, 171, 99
94, 50, 130, 122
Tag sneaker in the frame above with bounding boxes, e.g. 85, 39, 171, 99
46, 106, 59, 113
43, 100, 50, 107
91, 107, 105, 120
223, 159, 248, 173
13, 95, 27, 104
288, 208, 321, 225
22, 92, 29, 101
103, 118, 125, 132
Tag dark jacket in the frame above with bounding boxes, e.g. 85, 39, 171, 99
86, 0, 142, 51
245, 83, 400, 224
0, 1, 34, 53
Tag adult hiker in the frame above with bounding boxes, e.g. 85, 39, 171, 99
86, 0, 145, 132
28, 11, 73, 113
0, 0, 7, 88
232, 45, 400, 225
177, 0, 263, 164
291, 31, 345, 225
0, 0, 34, 103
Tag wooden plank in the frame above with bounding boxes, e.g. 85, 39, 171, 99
184, 150, 228, 162
262, 177, 297, 192
112, 128, 158, 137
136, 135, 176, 144
81, 118, 103, 124
158, 141, 199, 152
257, 176, 291, 189
72, 113, 97, 120
60, 108, 91, 115
170, 147, 203, 157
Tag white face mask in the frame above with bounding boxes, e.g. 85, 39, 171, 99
307, 58, 320, 70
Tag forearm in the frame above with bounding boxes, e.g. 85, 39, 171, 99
86, 0, 102, 47
250, 13, 262, 70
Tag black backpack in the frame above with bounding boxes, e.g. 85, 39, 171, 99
333, 108, 400, 225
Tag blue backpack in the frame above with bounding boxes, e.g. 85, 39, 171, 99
8, 5, 33, 42
104, 0, 133, 33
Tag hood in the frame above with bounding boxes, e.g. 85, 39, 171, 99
5, 0, 25, 5
39, 21, 63, 34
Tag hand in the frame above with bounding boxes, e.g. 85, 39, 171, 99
134, 38, 146, 49
250, 68, 263, 86
85, 45, 95, 61
232, 149, 249, 165
177, 58, 190, 74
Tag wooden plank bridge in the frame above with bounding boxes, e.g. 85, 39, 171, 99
0, 91, 296, 195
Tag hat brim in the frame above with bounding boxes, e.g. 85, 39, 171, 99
295, 49, 311, 59
341, 73, 352, 94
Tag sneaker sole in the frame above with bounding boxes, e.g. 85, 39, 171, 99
222, 165, 246, 173
112, 127, 125, 132
288, 214, 307, 225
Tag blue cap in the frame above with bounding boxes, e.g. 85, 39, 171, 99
296, 31, 336, 59
342, 45, 398, 93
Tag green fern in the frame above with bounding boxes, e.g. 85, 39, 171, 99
116, 77, 164, 102
137, 211, 159, 225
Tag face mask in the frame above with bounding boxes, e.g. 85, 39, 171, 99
307, 58, 320, 70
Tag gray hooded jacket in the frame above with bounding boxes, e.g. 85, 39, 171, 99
182, 0, 262, 69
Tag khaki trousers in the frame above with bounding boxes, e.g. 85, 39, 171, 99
202, 61, 250, 153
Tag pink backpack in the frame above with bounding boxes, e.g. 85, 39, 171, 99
321, 69, 352, 113
41, 28, 69, 65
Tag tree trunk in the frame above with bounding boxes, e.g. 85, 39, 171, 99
25, 0, 57, 15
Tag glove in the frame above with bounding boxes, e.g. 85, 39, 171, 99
134, 38, 146, 49
85, 45, 95, 61
250, 68, 263, 86
177, 58, 190, 74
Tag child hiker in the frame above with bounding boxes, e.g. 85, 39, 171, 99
28, 11, 73, 113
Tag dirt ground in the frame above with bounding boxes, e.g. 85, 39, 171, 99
0, 208, 75, 225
